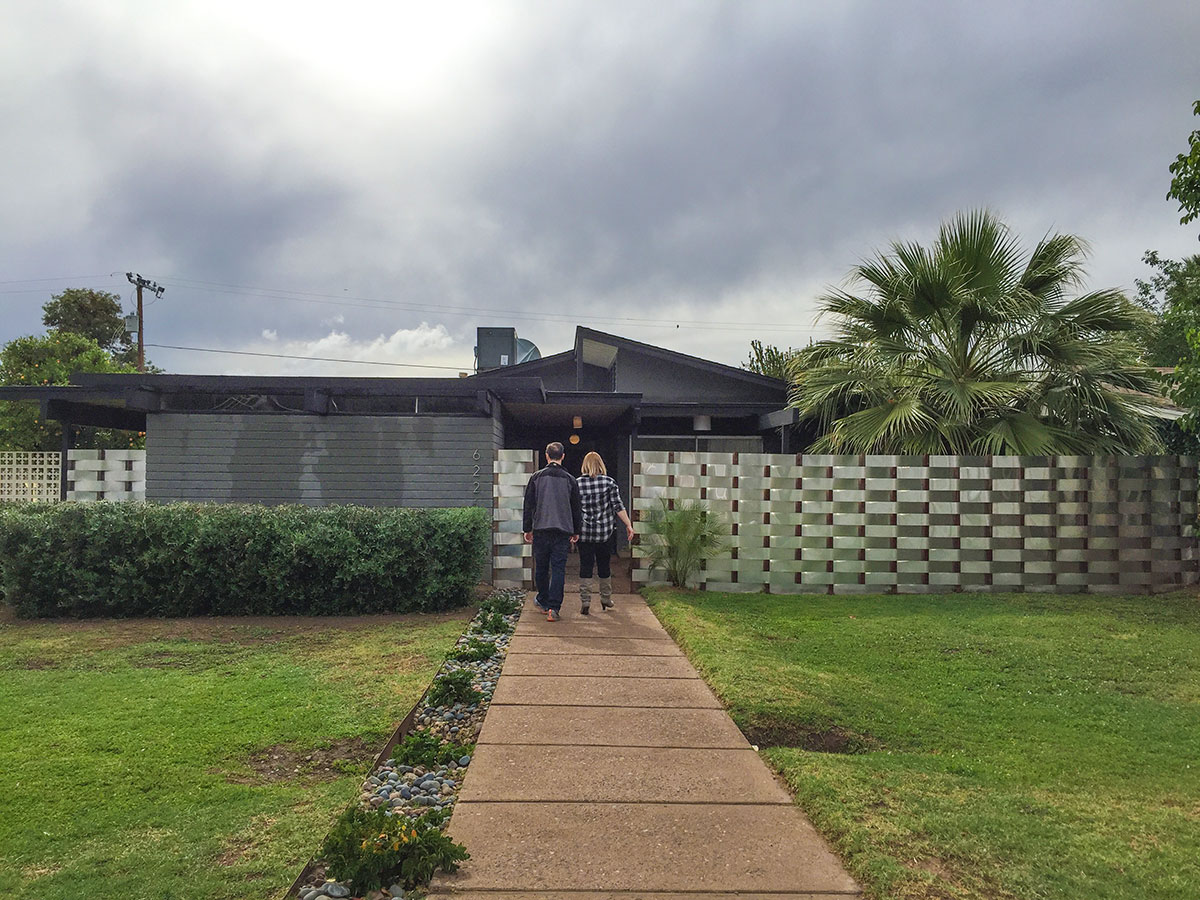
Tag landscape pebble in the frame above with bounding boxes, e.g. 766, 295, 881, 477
296, 588, 523, 899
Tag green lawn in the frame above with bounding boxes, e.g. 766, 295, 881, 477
0, 611, 471, 900
645, 587, 1200, 900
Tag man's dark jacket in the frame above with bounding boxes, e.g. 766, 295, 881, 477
523, 463, 583, 535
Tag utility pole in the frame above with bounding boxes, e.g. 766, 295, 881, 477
124, 273, 165, 373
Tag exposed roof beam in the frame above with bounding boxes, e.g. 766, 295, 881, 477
44, 399, 146, 431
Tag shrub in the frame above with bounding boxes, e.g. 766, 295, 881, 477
642, 498, 727, 588
0, 502, 489, 618
471, 610, 511, 635
479, 590, 522, 617
320, 806, 468, 893
451, 637, 498, 662
390, 731, 474, 769
426, 669, 481, 707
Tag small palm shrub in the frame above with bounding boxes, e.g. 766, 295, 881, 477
642, 498, 727, 588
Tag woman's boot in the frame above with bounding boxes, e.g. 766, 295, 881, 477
599, 576, 614, 610
579, 578, 594, 615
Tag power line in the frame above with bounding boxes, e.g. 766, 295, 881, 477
0, 284, 116, 296
0, 274, 110, 285
145, 342, 468, 371
0, 271, 828, 333
160, 277, 826, 333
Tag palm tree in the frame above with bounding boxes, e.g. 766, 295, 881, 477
790, 210, 1162, 455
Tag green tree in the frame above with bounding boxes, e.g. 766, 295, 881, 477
743, 340, 799, 380
41, 288, 135, 363
1133, 250, 1200, 367
791, 210, 1162, 455
0, 331, 138, 451
1167, 99, 1200, 235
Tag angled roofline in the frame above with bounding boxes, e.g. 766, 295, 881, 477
466, 327, 787, 387
573, 327, 786, 389
468, 348, 575, 378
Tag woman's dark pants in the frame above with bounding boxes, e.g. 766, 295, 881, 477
578, 538, 612, 579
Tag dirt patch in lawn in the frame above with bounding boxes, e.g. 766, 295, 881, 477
218, 736, 380, 785
901, 856, 969, 900
18, 656, 57, 670
0, 609, 473, 651
741, 714, 878, 754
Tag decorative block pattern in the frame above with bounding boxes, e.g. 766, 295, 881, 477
492, 449, 536, 589
632, 452, 1198, 595
0, 452, 61, 502
66, 450, 146, 502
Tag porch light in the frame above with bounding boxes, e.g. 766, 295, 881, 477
693, 415, 711, 432
569, 433, 580, 444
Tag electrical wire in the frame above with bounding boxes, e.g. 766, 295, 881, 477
159, 277, 825, 333
0, 275, 110, 285
1, 272, 828, 334
144, 342, 468, 370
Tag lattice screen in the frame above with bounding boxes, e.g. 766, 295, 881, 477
0, 452, 61, 502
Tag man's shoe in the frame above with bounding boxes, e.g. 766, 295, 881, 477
533, 598, 549, 613
547, 608, 560, 622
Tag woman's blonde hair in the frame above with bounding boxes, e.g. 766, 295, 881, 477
580, 451, 607, 476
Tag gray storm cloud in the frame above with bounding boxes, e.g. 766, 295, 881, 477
1, 0, 1197, 373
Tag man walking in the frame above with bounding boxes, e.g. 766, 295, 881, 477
523, 441, 582, 622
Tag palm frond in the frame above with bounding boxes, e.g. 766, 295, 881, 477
800, 209, 1165, 455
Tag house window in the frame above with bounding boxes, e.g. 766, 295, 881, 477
634, 436, 762, 453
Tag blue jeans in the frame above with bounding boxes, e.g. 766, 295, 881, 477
532, 530, 571, 611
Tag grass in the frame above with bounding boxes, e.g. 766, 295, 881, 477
644, 586, 1200, 900
0, 611, 471, 900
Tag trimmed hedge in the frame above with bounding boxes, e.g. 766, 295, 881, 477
0, 502, 489, 618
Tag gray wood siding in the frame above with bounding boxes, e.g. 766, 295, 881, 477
615, 353, 781, 402
147, 414, 497, 507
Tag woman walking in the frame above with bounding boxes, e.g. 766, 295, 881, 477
576, 451, 635, 614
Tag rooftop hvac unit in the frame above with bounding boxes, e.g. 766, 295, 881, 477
476, 327, 540, 371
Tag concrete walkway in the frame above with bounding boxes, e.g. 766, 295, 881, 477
431, 593, 860, 900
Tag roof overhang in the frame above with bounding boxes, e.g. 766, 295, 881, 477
504, 391, 643, 430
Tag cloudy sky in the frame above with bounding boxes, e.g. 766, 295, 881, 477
2, 0, 1198, 377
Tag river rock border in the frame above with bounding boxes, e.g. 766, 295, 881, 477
293, 587, 524, 900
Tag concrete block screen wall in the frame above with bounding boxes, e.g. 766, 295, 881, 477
0, 450, 146, 502
68, 450, 146, 502
631, 452, 1199, 595
0, 452, 61, 502
493, 449, 535, 588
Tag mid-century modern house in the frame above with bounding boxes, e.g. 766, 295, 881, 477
2, 327, 796, 516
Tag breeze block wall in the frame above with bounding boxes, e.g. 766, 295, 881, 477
0, 452, 61, 502
631, 452, 1199, 595
67, 449, 146, 502
493, 449, 536, 589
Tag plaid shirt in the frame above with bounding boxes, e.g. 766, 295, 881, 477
577, 474, 625, 543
